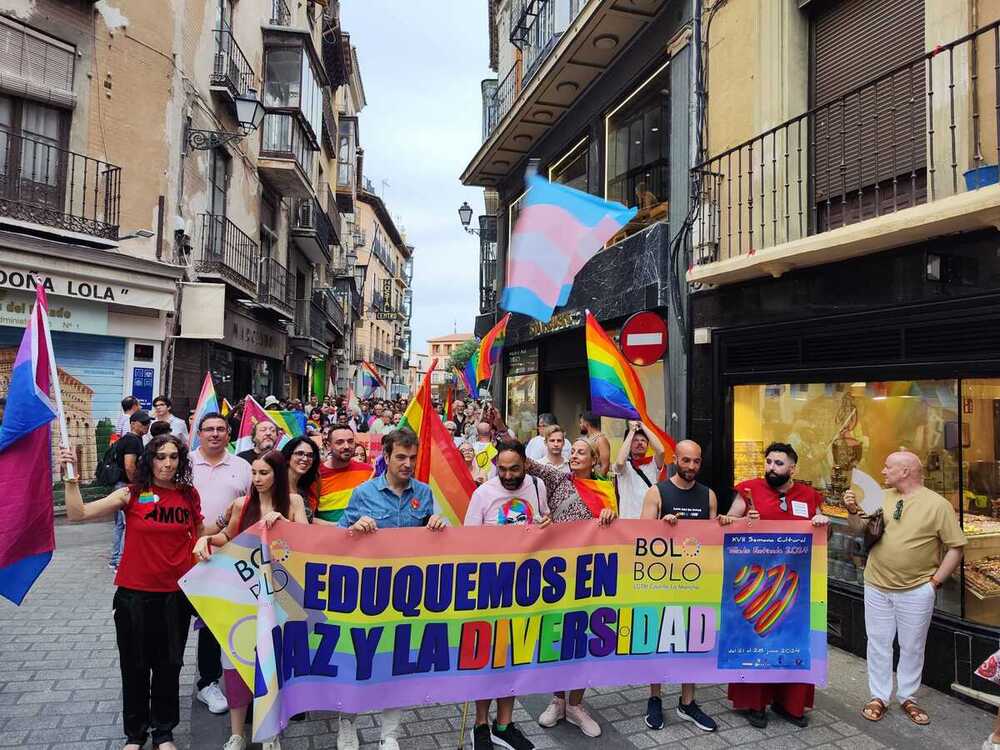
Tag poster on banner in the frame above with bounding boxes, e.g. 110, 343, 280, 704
180, 519, 827, 741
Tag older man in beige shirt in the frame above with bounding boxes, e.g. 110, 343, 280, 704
845, 450, 965, 727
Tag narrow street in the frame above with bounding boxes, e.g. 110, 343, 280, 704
0, 521, 991, 750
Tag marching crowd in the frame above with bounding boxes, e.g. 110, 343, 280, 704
54, 391, 1000, 750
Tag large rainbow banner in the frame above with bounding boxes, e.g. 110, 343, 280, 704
180, 519, 827, 741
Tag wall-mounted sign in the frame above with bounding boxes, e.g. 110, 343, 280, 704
224, 305, 287, 360
0, 288, 109, 334
507, 347, 539, 375
0, 267, 174, 310
526, 309, 582, 338
619, 311, 668, 366
131, 367, 155, 409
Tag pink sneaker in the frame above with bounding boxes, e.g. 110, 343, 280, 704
538, 696, 565, 727
565, 702, 601, 737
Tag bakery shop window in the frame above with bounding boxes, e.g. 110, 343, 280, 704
959, 379, 1000, 626
732, 381, 962, 618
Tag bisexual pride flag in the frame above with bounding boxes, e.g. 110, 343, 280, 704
501, 174, 636, 322
360, 360, 385, 398
0, 283, 58, 604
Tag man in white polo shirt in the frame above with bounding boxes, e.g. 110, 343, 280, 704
190, 411, 251, 716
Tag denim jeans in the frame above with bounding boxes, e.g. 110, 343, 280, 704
110, 482, 127, 567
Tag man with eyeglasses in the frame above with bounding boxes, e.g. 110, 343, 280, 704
719, 441, 829, 729
844, 451, 965, 727
190, 412, 251, 715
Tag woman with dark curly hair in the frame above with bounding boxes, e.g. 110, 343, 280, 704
281, 436, 320, 517
60, 434, 203, 750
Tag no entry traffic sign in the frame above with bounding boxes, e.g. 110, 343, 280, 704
619, 311, 668, 366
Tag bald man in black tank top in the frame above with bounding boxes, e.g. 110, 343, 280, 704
638, 439, 719, 733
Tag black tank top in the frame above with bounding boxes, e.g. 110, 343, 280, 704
656, 480, 711, 520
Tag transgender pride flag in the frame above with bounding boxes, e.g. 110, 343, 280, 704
0, 283, 58, 605
501, 174, 637, 322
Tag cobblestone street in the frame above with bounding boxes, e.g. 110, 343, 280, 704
0, 521, 993, 750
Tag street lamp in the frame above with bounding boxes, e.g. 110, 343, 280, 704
186, 87, 266, 151
457, 201, 480, 235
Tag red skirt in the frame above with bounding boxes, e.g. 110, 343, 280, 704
727, 683, 815, 716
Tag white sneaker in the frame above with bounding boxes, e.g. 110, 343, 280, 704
566, 703, 601, 738
197, 682, 229, 714
222, 736, 246, 750
338, 716, 359, 750
538, 696, 566, 727
262, 739, 282, 750
379, 739, 400, 750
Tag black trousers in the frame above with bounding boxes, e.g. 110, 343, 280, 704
113, 588, 192, 746
196, 625, 223, 690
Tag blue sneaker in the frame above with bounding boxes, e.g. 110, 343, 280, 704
677, 700, 717, 732
644, 696, 664, 730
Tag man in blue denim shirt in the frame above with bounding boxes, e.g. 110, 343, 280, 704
336, 428, 446, 750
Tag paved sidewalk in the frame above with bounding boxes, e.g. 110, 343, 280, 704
0, 520, 994, 750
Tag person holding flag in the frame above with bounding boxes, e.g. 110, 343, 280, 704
613, 420, 666, 520
60, 435, 204, 750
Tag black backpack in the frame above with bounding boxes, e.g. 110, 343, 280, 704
95, 440, 124, 487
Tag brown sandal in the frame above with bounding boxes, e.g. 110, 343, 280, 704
900, 699, 930, 725
861, 698, 887, 721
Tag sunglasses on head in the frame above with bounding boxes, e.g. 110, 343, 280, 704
893, 498, 904, 521
778, 493, 788, 512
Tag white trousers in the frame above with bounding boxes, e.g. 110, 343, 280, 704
342, 708, 402, 739
863, 582, 936, 704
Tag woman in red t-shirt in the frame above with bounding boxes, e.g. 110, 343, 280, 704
193, 449, 308, 750
719, 442, 829, 730
62, 435, 204, 750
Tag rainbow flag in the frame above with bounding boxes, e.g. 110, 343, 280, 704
272, 410, 306, 440
453, 366, 475, 396
444, 385, 453, 421
474, 313, 510, 384
189, 373, 220, 449
235, 397, 295, 454
316, 462, 373, 523
571, 476, 618, 517
361, 360, 385, 397
400, 359, 476, 526
584, 310, 676, 463
502, 174, 636, 322
0, 282, 57, 605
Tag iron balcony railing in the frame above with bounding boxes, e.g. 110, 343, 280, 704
692, 20, 1000, 266
291, 196, 333, 250
211, 27, 255, 98
294, 297, 327, 342
197, 214, 259, 292
259, 255, 293, 315
484, 65, 518, 140
0, 131, 121, 240
261, 112, 316, 178
312, 287, 345, 332
373, 348, 393, 368
270, 0, 291, 26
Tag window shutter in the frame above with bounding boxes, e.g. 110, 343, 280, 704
810, 0, 925, 227
0, 17, 75, 108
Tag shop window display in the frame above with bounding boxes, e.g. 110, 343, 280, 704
732, 381, 964, 618
505, 373, 538, 444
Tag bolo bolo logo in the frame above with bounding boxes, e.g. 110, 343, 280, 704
633, 536, 703, 583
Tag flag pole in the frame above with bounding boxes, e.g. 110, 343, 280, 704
37, 288, 73, 481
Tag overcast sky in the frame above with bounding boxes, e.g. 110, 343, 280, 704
341, 1, 493, 354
